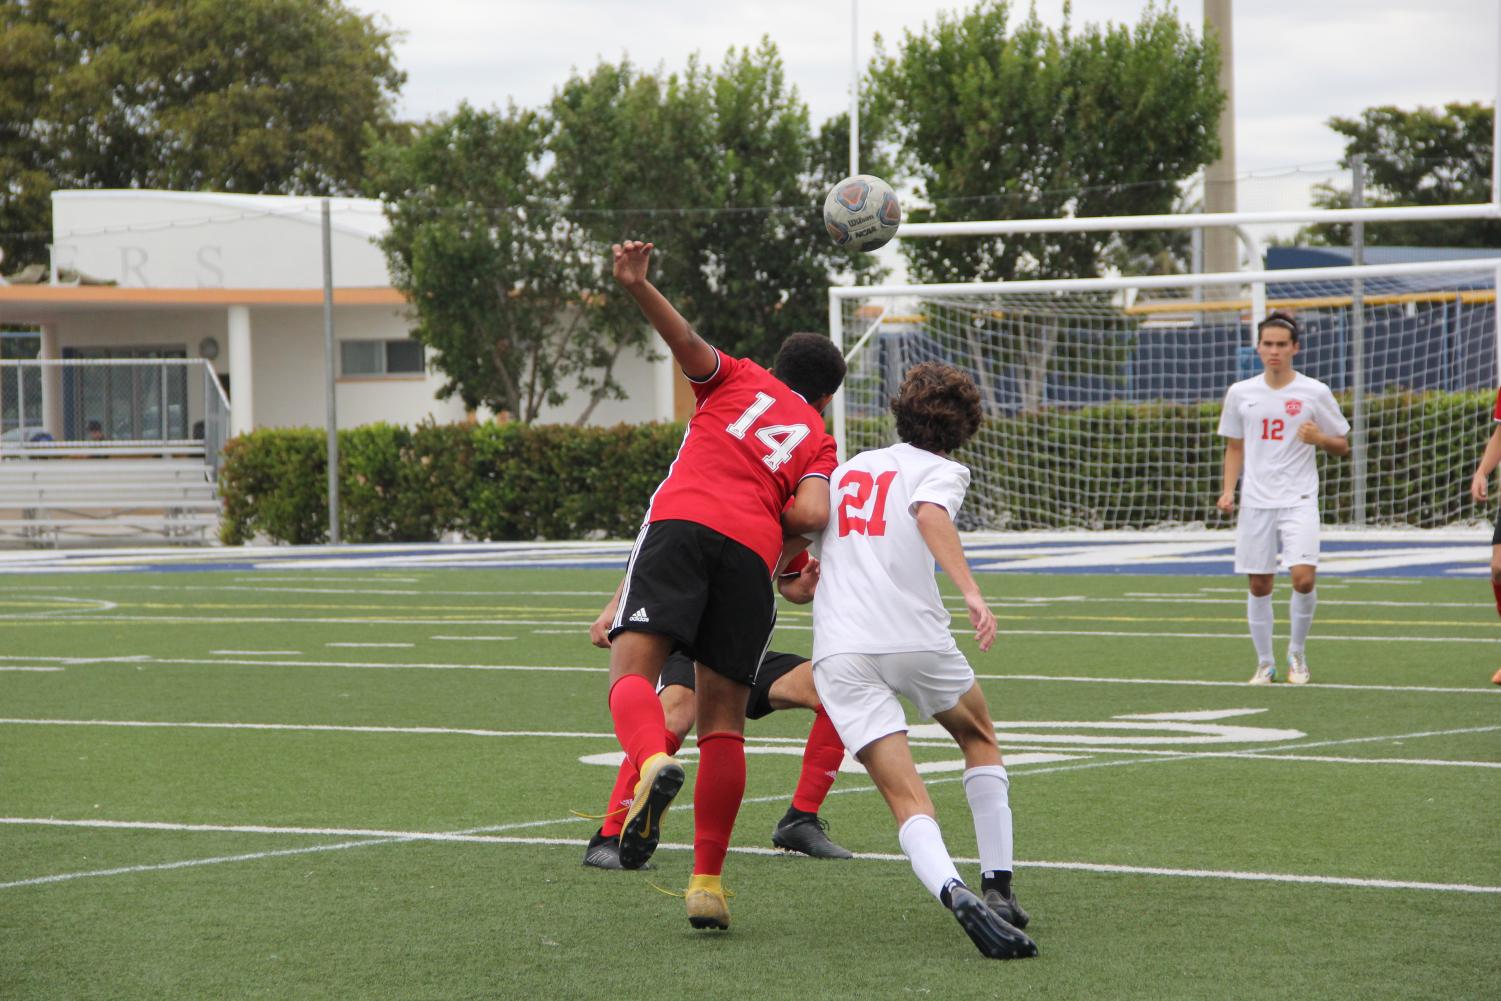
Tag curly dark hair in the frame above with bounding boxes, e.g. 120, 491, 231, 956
891, 362, 982, 454
773, 333, 846, 404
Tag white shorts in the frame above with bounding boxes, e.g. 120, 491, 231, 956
812, 648, 975, 756
1235, 504, 1321, 575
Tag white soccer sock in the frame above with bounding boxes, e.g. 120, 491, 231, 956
962, 764, 1014, 874
897, 813, 962, 902
1247, 592, 1274, 664
1289, 588, 1317, 655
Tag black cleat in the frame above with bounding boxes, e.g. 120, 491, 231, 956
982, 887, 1031, 930
949, 884, 1038, 960
582, 830, 651, 870
771, 810, 854, 859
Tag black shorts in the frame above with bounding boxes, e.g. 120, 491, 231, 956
658, 649, 808, 722
611, 519, 775, 685
1493, 510, 1501, 546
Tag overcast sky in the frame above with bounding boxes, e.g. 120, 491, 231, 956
350, 0, 1495, 192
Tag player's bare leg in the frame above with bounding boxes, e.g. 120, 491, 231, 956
1287, 564, 1317, 685
858, 731, 1035, 959
1246, 573, 1277, 683
933, 685, 1029, 929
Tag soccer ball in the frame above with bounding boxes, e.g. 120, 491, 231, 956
823, 174, 901, 252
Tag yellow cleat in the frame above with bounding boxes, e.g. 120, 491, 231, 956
686, 873, 730, 930
617, 752, 684, 870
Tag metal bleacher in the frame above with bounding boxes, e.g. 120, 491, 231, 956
0, 451, 221, 546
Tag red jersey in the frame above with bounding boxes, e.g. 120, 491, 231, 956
1493, 387, 1501, 422
646, 349, 838, 573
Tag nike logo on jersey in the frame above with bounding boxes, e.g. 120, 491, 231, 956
629, 607, 650, 623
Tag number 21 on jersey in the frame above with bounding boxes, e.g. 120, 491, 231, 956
837, 469, 898, 537
726, 392, 809, 471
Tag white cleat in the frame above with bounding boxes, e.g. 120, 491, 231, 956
1248, 662, 1276, 685
1287, 651, 1310, 685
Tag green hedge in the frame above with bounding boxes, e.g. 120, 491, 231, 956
219, 390, 1493, 544
218, 421, 685, 545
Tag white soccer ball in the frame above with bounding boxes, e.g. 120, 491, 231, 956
823, 174, 901, 252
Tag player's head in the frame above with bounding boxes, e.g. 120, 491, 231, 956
1257, 311, 1300, 344
773, 333, 845, 413
891, 362, 982, 454
1256, 311, 1300, 371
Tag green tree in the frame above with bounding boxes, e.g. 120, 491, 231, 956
0, 0, 404, 269
368, 103, 615, 424
1299, 102, 1499, 247
548, 42, 884, 367
867, 1, 1222, 284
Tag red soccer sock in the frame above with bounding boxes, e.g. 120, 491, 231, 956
608, 674, 668, 774
601, 730, 683, 838
1492, 578, 1501, 619
692, 730, 746, 877
791, 707, 845, 814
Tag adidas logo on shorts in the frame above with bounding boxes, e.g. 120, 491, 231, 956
629, 607, 650, 623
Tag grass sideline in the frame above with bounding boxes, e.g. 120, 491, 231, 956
1, 566, 1498, 1000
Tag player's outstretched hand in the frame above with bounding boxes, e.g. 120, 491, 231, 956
965, 592, 997, 652
612, 240, 653, 288
1296, 417, 1323, 445
1216, 491, 1235, 514
1473, 471, 1490, 503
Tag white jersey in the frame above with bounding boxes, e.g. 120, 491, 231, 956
1217, 372, 1350, 509
811, 442, 970, 662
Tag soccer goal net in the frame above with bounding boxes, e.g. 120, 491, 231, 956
832, 259, 1500, 530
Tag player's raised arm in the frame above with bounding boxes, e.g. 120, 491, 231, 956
612, 241, 717, 380
914, 501, 996, 652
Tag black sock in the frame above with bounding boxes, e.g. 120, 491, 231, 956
981, 870, 1012, 896
781, 805, 815, 824
939, 878, 966, 909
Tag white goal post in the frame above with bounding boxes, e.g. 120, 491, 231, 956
830, 258, 1501, 531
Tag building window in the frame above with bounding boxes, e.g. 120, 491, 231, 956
340, 339, 425, 377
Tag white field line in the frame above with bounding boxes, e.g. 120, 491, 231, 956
972, 673, 1501, 695
2, 818, 1495, 896
0, 666, 63, 672
1118, 594, 1491, 609
3, 613, 1498, 646
3, 652, 1495, 695
325, 642, 414, 649
429, 636, 515, 641
5, 725, 1495, 893
3, 719, 1497, 769
209, 650, 302, 656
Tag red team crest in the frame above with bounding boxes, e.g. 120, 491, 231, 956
1284, 399, 1303, 417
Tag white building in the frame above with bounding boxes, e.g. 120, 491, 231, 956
0, 190, 676, 444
